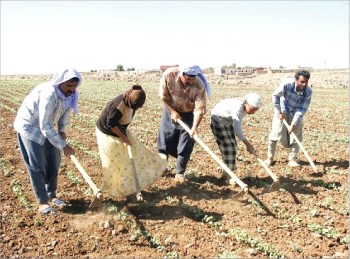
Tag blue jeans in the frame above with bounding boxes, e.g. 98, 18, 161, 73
17, 133, 61, 204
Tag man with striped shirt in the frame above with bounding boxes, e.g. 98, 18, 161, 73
13, 68, 81, 214
265, 70, 312, 167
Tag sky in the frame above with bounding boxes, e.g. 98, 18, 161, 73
1, 0, 349, 75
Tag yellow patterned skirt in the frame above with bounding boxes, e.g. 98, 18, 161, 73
95, 127, 167, 198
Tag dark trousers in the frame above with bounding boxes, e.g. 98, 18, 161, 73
17, 133, 61, 204
157, 108, 195, 174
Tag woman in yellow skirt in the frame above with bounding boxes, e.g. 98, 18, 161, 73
95, 84, 166, 198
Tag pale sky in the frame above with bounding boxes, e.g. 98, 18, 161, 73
1, 0, 349, 75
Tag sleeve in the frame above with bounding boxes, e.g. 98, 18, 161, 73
58, 109, 70, 133
193, 86, 207, 115
292, 87, 312, 125
159, 73, 171, 101
272, 83, 286, 114
38, 94, 67, 150
232, 107, 245, 141
106, 107, 123, 128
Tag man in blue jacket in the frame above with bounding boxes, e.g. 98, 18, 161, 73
265, 70, 312, 167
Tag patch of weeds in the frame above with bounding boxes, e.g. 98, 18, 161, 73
307, 222, 338, 239
218, 250, 238, 258
313, 179, 341, 191
228, 228, 285, 258
340, 234, 349, 244
0, 158, 12, 177
289, 241, 302, 253
317, 197, 334, 210
66, 171, 83, 185
104, 200, 119, 213
33, 217, 42, 227
11, 179, 32, 209
165, 251, 179, 258
203, 215, 222, 229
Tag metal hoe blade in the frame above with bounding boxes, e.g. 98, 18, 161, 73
231, 186, 249, 201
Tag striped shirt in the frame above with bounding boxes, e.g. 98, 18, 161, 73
272, 79, 312, 125
159, 67, 206, 115
13, 82, 71, 150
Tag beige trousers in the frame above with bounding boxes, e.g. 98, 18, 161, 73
267, 114, 303, 161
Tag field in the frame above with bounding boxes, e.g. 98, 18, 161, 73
0, 71, 349, 258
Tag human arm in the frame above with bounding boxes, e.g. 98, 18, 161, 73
290, 87, 312, 128
190, 112, 204, 137
242, 138, 255, 155
272, 83, 288, 120
38, 93, 68, 151
111, 127, 132, 146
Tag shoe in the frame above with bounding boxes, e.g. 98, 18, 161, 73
174, 173, 187, 183
39, 204, 55, 214
50, 198, 66, 207
264, 158, 275, 166
288, 159, 300, 167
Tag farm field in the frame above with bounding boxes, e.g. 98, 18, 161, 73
0, 71, 349, 258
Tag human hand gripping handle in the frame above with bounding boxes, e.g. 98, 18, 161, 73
63, 144, 75, 157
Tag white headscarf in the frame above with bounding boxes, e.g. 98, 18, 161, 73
51, 68, 82, 114
244, 92, 262, 108
180, 65, 211, 96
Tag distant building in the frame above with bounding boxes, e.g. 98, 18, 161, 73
214, 67, 254, 75
160, 65, 179, 72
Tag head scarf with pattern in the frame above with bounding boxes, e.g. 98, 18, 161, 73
180, 65, 211, 96
51, 68, 82, 114
123, 84, 146, 110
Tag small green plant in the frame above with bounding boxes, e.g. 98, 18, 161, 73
218, 250, 238, 258
66, 171, 83, 185
165, 251, 179, 258
11, 179, 32, 209
0, 158, 12, 177
307, 222, 338, 239
33, 217, 42, 227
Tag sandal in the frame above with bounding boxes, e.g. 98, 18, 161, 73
39, 204, 55, 214
51, 198, 66, 207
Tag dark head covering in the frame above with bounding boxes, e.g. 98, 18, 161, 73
123, 84, 146, 110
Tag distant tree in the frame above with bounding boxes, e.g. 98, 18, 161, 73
116, 65, 124, 71
127, 67, 135, 71
279, 65, 285, 69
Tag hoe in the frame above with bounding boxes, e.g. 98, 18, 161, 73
177, 119, 248, 200
70, 155, 103, 209
283, 120, 318, 173
253, 153, 280, 192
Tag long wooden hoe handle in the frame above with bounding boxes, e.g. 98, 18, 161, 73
282, 120, 317, 172
127, 145, 143, 199
70, 155, 101, 195
254, 153, 279, 182
177, 119, 248, 191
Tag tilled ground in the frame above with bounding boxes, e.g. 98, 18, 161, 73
0, 72, 349, 258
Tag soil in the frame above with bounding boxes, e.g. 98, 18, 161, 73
0, 70, 349, 258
